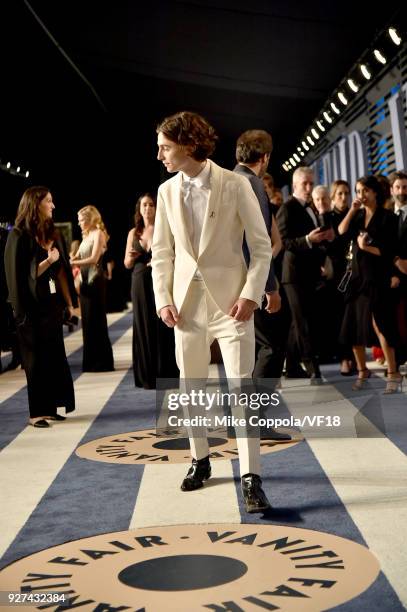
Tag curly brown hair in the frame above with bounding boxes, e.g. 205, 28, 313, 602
157, 111, 218, 161
15, 186, 56, 245
134, 193, 156, 238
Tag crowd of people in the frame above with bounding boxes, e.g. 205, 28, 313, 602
1, 112, 406, 513
1, 151, 407, 404
264, 167, 407, 394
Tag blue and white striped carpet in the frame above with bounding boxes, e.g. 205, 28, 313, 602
0, 310, 406, 611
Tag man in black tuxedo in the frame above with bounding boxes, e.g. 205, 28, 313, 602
276, 166, 334, 384
391, 170, 407, 367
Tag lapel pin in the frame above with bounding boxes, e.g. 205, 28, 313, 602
209, 211, 215, 218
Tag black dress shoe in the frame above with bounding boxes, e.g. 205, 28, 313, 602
181, 456, 211, 491
47, 414, 66, 421
260, 428, 292, 441
241, 473, 271, 513
30, 419, 50, 428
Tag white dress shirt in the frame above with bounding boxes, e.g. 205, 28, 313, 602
181, 161, 211, 268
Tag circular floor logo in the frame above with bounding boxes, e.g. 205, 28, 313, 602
75, 429, 301, 464
0, 524, 380, 610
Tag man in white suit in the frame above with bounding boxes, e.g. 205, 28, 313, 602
152, 111, 273, 512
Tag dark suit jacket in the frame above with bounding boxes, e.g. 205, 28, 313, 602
276, 196, 325, 285
233, 164, 277, 292
396, 211, 407, 293
4, 228, 77, 323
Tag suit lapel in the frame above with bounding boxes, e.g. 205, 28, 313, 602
198, 159, 222, 257
293, 197, 317, 229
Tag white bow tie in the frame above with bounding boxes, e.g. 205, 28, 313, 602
182, 176, 209, 191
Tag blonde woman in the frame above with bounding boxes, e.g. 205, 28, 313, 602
71, 205, 114, 372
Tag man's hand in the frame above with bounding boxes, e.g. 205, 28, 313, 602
265, 291, 281, 314
307, 228, 332, 244
228, 298, 257, 321
160, 305, 179, 327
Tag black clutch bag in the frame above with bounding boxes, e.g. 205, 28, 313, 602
62, 306, 79, 326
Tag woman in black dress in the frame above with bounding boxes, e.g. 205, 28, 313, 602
338, 176, 401, 393
124, 193, 178, 389
330, 180, 355, 375
4, 186, 76, 427
71, 205, 114, 372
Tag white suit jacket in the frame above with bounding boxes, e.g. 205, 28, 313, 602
151, 159, 272, 315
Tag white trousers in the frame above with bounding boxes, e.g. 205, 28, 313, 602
174, 279, 260, 476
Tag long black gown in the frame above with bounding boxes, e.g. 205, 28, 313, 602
340, 207, 398, 347
131, 237, 178, 389
78, 237, 114, 372
4, 228, 75, 418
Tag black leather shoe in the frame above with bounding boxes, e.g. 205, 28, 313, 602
30, 419, 50, 428
47, 414, 66, 421
260, 428, 292, 441
181, 456, 211, 491
241, 473, 271, 513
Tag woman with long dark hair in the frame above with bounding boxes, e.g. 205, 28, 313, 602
70, 205, 114, 372
4, 186, 76, 427
338, 176, 401, 393
329, 179, 355, 375
124, 193, 178, 388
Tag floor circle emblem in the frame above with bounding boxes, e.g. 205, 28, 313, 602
75, 428, 301, 464
118, 554, 248, 590
0, 524, 380, 610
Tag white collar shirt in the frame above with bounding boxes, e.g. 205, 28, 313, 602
181, 161, 211, 259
